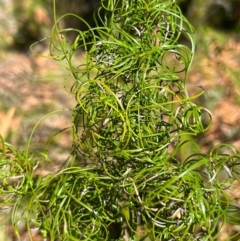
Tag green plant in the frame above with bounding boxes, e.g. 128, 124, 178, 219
1, 0, 240, 240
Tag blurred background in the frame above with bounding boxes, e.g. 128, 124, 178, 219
0, 0, 240, 240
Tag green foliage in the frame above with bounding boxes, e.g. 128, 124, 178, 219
1, 0, 240, 240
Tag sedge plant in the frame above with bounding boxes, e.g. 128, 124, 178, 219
1, 0, 240, 240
